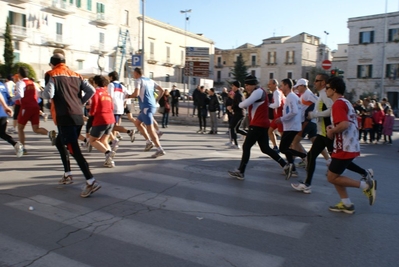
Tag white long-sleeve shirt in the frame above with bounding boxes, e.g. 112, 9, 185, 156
308, 88, 333, 136
280, 92, 302, 131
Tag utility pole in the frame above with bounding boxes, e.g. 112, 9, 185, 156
141, 0, 145, 74
180, 9, 191, 103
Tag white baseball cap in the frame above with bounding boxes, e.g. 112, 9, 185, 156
294, 78, 308, 88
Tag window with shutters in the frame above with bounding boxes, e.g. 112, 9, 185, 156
357, 65, 373, 78
386, 64, 399, 78
359, 31, 374, 44
87, 0, 92, 11
286, 51, 295, 64
8, 11, 26, 27
287, 72, 293, 79
269, 73, 274, 79
76, 0, 81, 8
96, 2, 105, 13
388, 28, 399, 42
267, 51, 276, 64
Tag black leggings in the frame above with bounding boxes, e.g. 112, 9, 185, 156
238, 126, 287, 174
279, 131, 307, 170
230, 116, 247, 146
198, 107, 207, 130
57, 125, 93, 180
0, 117, 16, 146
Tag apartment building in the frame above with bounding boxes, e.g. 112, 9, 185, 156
347, 11, 399, 112
214, 43, 261, 88
0, 0, 214, 88
214, 32, 329, 89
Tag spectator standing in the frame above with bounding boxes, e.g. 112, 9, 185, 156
220, 87, 228, 116
192, 85, 200, 116
372, 103, 385, 143
159, 89, 172, 128
207, 88, 220, 134
196, 86, 209, 133
382, 108, 394, 145
170, 85, 181, 116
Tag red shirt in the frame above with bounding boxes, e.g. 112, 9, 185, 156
90, 87, 115, 126
19, 79, 38, 109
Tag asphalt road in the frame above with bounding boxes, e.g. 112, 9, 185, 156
0, 119, 398, 267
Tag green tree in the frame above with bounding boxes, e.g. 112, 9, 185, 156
12, 62, 37, 80
230, 53, 249, 86
3, 19, 14, 77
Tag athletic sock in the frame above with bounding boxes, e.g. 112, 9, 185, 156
341, 198, 352, 207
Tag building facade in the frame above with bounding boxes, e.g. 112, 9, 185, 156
213, 32, 330, 90
347, 11, 399, 112
0, 0, 214, 92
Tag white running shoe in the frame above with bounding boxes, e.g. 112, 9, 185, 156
14, 141, 24, 158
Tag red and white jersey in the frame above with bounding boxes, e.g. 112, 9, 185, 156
15, 78, 39, 109
331, 97, 360, 159
239, 87, 270, 128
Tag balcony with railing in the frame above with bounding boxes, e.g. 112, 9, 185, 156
147, 54, 157, 64
42, 0, 75, 15
42, 34, 71, 48
90, 43, 109, 54
90, 13, 110, 26
163, 57, 173, 67
10, 25, 28, 40
214, 63, 223, 68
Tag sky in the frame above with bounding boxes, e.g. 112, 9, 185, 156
143, 0, 399, 50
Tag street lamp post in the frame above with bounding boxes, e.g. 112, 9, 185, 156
180, 9, 191, 103
324, 31, 329, 60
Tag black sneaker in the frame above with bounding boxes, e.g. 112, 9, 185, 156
329, 202, 355, 214
228, 170, 244, 180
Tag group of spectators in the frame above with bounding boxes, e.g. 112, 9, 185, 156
354, 97, 395, 145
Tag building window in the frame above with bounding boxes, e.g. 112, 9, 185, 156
96, 2, 105, 13
286, 51, 295, 64
192, 77, 197, 85
77, 60, 84, 69
8, 11, 26, 27
388, 29, 399, 42
56, 22, 63, 42
305, 72, 309, 80
217, 56, 222, 66
123, 10, 129, 25
357, 65, 373, 78
87, 0, 92, 11
166, 47, 170, 62
165, 74, 170, 82
251, 55, 256, 66
13, 52, 20, 63
269, 73, 274, 79
217, 71, 221, 82
386, 64, 399, 78
70, 0, 73, 4
268, 51, 276, 64
14, 41, 20, 50
150, 42, 154, 57
251, 70, 256, 76
149, 72, 154, 79
99, 32, 104, 44
76, 0, 81, 8
359, 31, 374, 44
287, 72, 293, 79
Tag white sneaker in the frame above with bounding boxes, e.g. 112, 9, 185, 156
43, 113, 48, 122
229, 144, 241, 149
151, 149, 165, 158
104, 151, 116, 168
291, 182, 312, 194
111, 139, 120, 151
14, 142, 24, 158
144, 141, 154, 151
225, 141, 233, 146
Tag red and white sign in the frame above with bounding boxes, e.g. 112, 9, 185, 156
322, 60, 332, 70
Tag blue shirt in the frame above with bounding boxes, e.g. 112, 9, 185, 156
134, 77, 158, 110
0, 82, 13, 117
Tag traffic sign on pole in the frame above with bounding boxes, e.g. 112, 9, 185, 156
322, 60, 332, 70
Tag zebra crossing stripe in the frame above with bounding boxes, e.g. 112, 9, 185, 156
0, 233, 91, 267
5, 195, 285, 267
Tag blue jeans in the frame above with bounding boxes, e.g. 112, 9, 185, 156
162, 112, 169, 127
